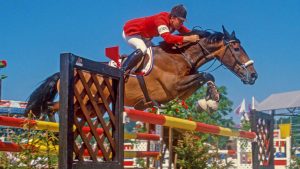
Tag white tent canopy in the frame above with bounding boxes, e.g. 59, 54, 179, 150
256, 90, 300, 111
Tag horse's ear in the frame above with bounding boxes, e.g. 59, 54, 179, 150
222, 25, 230, 39
231, 31, 236, 38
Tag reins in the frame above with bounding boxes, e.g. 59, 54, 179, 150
177, 36, 254, 83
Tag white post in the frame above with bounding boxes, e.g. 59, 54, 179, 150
286, 136, 291, 167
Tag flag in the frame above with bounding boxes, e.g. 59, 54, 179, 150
279, 123, 291, 139
105, 46, 120, 67
248, 96, 259, 111
0, 60, 7, 68
235, 98, 246, 115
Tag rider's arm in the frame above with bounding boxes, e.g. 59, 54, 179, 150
178, 25, 199, 42
178, 25, 191, 34
155, 14, 196, 44
183, 35, 199, 43
160, 31, 184, 44
154, 14, 184, 44
160, 30, 199, 44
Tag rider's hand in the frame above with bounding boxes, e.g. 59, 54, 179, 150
183, 35, 200, 43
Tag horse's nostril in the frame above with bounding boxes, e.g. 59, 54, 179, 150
251, 73, 258, 80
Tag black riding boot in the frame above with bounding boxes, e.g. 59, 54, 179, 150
122, 49, 144, 73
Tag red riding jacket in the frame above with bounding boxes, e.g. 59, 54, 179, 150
123, 12, 190, 44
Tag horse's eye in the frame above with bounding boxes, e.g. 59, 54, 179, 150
234, 48, 240, 52
231, 42, 240, 49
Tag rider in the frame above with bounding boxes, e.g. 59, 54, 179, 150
122, 4, 200, 73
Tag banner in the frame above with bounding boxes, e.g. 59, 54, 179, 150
0, 100, 27, 108
279, 123, 291, 139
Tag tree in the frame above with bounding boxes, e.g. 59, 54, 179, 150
161, 86, 235, 147
160, 85, 236, 168
175, 131, 234, 169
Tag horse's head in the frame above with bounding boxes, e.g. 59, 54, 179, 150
169, 27, 257, 85
181, 27, 258, 113
216, 26, 258, 85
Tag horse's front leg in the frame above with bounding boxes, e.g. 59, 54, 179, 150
176, 72, 220, 113
176, 72, 215, 92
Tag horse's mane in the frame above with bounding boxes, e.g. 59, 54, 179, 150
158, 29, 224, 52
184, 29, 224, 43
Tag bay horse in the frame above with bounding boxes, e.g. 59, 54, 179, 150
24, 26, 257, 120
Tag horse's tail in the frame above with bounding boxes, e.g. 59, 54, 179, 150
25, 72, 60, 118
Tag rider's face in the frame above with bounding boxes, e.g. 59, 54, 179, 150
170, 17, 184, 30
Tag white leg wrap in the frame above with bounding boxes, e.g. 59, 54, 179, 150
197, 99, 208, 112
197, 99, 219, 113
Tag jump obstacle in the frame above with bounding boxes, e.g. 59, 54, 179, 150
124, 108, 256, 139
0, 115, 160, 141
0, 109, 248, 159
0, 115, 161, 166
0, 53, 273, 169
0, 109, 249, 166
0, 108, 256, 140
0, 111, 246, 166
56, 53, 274, 169
0, 140, 160, 158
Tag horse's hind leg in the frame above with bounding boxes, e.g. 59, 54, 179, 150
38, 113, 46, 121
47, 112, 56, 122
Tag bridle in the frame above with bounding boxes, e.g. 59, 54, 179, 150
177, 37, 254, 83
219, 39, 254, 84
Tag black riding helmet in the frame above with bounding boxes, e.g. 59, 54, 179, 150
170, 4, 187, 21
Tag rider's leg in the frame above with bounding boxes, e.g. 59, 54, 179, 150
122, 49, 144, 72
122, 32, 147, 72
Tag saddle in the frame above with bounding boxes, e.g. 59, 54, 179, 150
121, 53, 148, 75
106, 46, 157, 108
107, 47, 154, 76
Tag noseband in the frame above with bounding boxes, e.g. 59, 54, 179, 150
221, 39, 254, 83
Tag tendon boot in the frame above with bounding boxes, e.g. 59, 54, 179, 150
122, 49, 144, 74
206, 81, 220, 102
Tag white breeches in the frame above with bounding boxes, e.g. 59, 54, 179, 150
122, 31, 152, 54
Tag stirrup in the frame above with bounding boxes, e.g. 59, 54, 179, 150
121, 49, 144, 73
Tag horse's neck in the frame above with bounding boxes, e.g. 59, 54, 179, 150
194, 41, 224, 69
152, 46, 193, 75
152, 41, 223, 73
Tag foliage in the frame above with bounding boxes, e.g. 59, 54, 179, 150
159, 86, 236, 168
135, 158, 146, 169
289, 156, 300, 169
160, 86, 235, 148
175, 132, 211, 169
175, 132, 234, 169
239, 117, 251, 151
161, 86, 234, 127
0, 114, 58, 169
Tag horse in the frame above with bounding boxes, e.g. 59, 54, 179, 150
24, 26, 257, 121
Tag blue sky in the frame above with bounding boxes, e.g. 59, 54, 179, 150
1, 1, 300, 120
